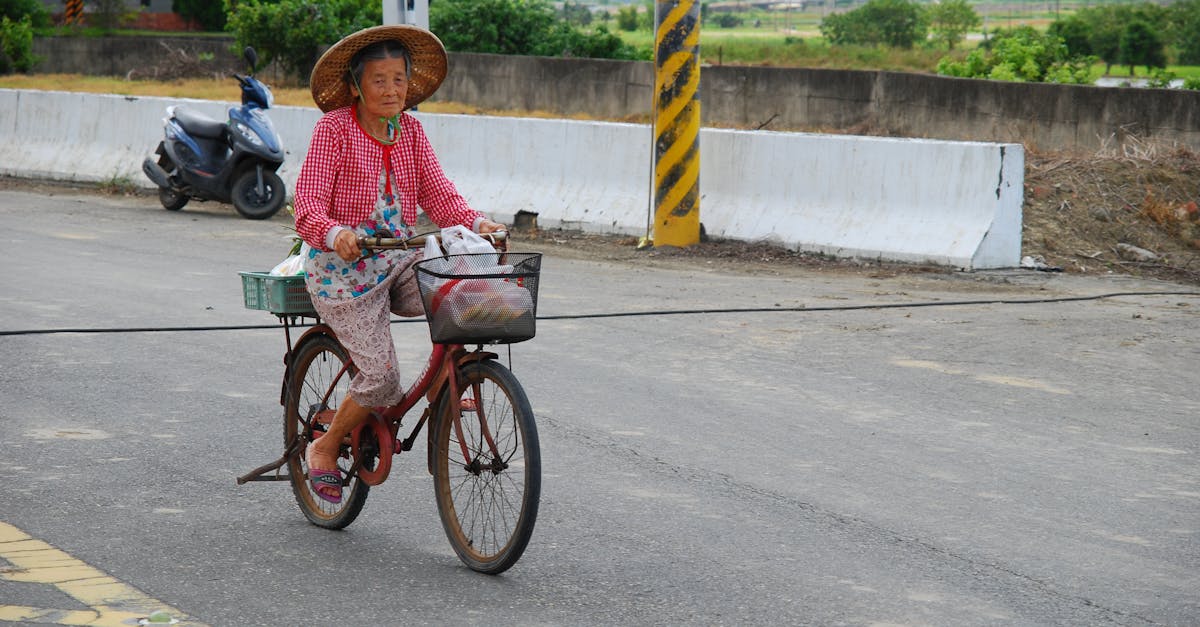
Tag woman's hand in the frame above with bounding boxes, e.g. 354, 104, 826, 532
478, 219, 506, 234
333, 229, 361, 262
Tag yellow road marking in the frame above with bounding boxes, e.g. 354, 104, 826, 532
892, 359, 1072, 395
0, 521, 207, 626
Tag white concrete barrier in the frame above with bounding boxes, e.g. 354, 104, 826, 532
699, 129, 1024, 268
0, 89, 1023, 269
421, 114, 653, 236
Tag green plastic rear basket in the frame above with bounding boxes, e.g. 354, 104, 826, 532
239, 272, 315, 315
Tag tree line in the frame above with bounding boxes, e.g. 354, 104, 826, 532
822, 0, 1199, 85
2, 0, 1197, 88
0, 0, 641, 78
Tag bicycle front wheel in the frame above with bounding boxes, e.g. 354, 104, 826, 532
432, 359, 541, 574
284, 333, 369, 529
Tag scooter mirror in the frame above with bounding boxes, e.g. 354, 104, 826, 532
244, 47, 258, 73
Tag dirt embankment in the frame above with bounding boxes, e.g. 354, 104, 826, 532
1021, 146, 1200, 285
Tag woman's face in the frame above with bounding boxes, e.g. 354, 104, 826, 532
351, 55, 409, 120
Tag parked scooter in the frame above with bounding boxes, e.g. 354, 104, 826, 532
143, 47, 286, 220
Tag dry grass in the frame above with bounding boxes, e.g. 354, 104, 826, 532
1022, 146, 1200, 282
0, 73, 319, 106
0, 74, 617, 121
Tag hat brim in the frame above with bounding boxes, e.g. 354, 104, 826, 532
310, 25, 447, 113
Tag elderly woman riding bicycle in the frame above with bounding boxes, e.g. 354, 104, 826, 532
293, 25, 505, 504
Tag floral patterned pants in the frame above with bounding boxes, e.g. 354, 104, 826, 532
309, 250, 425, 407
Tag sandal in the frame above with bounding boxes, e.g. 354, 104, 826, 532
305, 440, 343, 504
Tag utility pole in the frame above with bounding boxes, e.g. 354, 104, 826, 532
64, 0, 84, 25
649, 0, 701, 248
383, 0, 429, 29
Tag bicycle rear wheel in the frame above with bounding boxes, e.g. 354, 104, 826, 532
284, 334, 369, 529
432, 359, 540, 574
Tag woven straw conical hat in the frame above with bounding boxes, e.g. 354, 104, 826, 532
310, 25, 447, 113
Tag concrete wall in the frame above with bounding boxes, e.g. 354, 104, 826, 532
437, 52, 651, 122
437, 53, 1200, 152
32, 36, 1200, 153
38, 1, 173, 14
33, 36, 250, 79
869, 71, 1200, 153
0, 88, 1023, 269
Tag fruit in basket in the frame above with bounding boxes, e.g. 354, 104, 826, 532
437, 279, 532, 328
460, 300, 523, 325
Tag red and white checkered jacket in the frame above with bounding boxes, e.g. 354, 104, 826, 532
294, 106, 482, 251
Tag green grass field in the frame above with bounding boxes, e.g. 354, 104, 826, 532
612, 12, 1199, 80
619, 27, 951, 72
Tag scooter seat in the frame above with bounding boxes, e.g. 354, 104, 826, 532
174, 106, 227, 140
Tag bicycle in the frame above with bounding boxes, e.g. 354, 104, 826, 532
237, 231, 542, 574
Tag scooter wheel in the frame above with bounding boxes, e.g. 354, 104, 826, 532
232, 169, 286, 220
159, 187, 189, 211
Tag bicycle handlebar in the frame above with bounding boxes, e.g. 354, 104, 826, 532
357, 231, 508, 252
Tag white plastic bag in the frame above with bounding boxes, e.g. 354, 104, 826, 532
269, 243, 310, 276
421, 232, 453, 275
441, 225, 497, 264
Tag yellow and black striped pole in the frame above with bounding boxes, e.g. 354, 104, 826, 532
64, 0, 84, 25
650, 0, 700, 248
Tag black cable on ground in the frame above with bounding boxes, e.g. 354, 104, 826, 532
1, 290, 1197, 338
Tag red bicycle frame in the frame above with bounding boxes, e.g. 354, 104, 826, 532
283, 322, 503, 487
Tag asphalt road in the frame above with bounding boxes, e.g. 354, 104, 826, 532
1, 187, 1198, 626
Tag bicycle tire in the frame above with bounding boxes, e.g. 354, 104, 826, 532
284, 333, 370, 529
432, 359, 541, 574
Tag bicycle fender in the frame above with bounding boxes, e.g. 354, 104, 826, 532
456, 350, 498, 365
295, 323, 336, 345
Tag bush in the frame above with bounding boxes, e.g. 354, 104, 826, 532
927, 0, 979, 50
616, 6, 638, 32
430, 0, 556, 55
224, 0, 381, 83
1067, 4, 1168, 74
533, 23, 642, 60
937, 26, 1095, 84
1145, 68, 1176, 88
0, 15, 35, 74
1117, 20, 1166, 75
90, 0, 135, 31
819, 0, 927, 49
1046, 16, 1092, 58
714, 14, 743, 29
559, 1, 591, 27
0, 0, 49, 29
174, 0, 226, 32
1170, 0, 1200, 65
431, 0, 641, 60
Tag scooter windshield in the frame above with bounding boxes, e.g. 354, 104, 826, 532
242, 78, 274, 109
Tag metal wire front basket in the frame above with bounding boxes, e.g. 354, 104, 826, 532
414, 252, 542, 345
